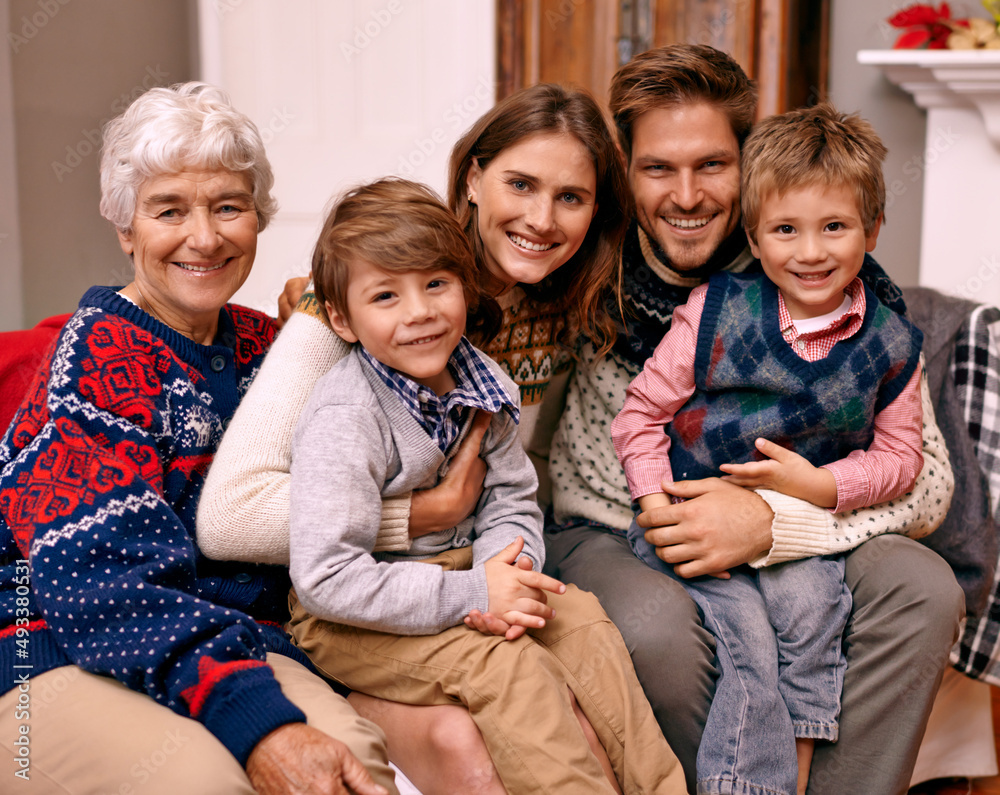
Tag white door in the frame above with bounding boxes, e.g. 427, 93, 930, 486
198, 0, 495, 314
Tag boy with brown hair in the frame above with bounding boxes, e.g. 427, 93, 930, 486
287, 177, 683, 794
612, 103, 926, 794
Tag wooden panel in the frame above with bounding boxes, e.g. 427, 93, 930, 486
756, 0, 788, 117
789, 0, 831, 108
496, 0, 619, 100
649, 0, 756, 78
496, 0, 525, 100
497, 0, 829, 116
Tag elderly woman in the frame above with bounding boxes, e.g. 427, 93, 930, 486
0, 83, 395, 795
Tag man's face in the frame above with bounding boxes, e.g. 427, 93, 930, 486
628, 102, 742, 271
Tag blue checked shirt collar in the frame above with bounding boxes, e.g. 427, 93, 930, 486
360, 338, 519, 453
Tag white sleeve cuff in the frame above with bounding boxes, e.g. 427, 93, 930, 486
750, 489, 836, 567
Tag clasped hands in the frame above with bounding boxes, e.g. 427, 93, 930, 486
465, 535, 566, 641
636, 438, 828, 579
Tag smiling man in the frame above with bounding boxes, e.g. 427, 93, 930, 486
545, 44, 963, 795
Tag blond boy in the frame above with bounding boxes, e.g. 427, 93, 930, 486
612, 104, 925, 795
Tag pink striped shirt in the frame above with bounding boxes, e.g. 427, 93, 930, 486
611, 278, 923, 513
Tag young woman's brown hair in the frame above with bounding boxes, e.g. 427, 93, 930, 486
448, 83, 630, 356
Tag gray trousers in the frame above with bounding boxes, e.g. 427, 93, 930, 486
544, 526, 964, 795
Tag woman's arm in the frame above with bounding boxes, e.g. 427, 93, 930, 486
753, 361, 954, 566
197, 307, 372, 564
199, 296, 488, 563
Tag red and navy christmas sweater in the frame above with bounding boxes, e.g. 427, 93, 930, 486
0, 286, 307, 765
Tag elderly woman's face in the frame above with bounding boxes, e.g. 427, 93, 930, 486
117, 169, 258, 337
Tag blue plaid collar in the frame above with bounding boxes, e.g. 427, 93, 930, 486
360, 338, 518, 453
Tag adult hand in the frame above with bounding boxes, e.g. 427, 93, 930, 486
246, 722, 388, 795
275, 275, 311, 329
636, 478, 774, 578
410, 411, 489, 538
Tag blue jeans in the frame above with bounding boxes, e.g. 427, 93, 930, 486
628, 518, 850, 795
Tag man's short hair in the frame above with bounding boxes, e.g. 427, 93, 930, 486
741, 103, 888, 242
608, 44, 758, 163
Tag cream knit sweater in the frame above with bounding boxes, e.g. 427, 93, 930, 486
197, 288, 569, 565
549, 231, 954, 567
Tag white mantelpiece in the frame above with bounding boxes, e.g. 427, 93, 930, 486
859, 50, 1000, 305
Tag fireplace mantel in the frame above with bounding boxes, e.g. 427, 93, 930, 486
859, 49, 1000, 304
859, 50, 1000, 146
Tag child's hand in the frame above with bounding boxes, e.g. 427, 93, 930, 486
719, 438, 837, 508
464, 608, 522, 640
477, 537, 566, 640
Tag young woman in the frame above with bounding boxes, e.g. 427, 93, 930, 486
197, 83, 648, 794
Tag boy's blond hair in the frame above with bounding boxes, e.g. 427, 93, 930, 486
741, 103, 887, 243
312, 178, 497, 341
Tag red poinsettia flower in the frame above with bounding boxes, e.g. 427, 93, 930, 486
887, 2, 966, 48
888, 2, 949, 27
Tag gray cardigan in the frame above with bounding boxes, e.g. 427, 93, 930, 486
289, 345, 544, 635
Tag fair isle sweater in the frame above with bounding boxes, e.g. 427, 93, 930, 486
290, 346, 543, 635
198, 286, 571, 565
0, 287, 307, 766
550, 225, 954, 566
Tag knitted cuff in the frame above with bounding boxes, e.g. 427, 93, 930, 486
373, 493, 412, 552
294, 289, 326, 324
199, 663, 307, 767
438, 566, 490, 626
751, 489, 836, 568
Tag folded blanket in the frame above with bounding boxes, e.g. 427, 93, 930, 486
904, 287, 1000, 683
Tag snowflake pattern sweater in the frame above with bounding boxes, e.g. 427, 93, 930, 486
0, 287, 308, 766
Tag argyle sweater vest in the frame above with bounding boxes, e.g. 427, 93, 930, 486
667, 272, 924, 481
550, 223, 911, 531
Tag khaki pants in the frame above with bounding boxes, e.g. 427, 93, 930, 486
0, 653, 398, 795
289, 548, 685, 795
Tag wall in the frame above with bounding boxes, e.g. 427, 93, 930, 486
829, 0, 927, 288
3, 0, 936, 327
6, 0, 193, 326
199, 0, 495, 314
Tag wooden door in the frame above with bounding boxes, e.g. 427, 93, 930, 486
497, 0, 830, 119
